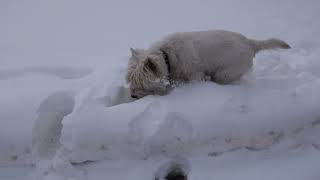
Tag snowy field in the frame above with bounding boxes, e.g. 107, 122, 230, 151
1, 0, 320, 179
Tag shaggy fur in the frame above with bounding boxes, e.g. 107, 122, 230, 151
126, 30, 290, 99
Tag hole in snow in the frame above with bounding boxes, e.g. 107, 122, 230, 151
154, 158, 190, 180
162, 168, 187, 180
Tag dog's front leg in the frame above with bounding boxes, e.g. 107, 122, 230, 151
189, 72, 207, 82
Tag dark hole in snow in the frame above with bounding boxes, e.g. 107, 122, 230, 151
162, 167, 187, 180
154, 158, 190, 180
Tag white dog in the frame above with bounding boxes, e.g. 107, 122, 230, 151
126, 30, 290, 99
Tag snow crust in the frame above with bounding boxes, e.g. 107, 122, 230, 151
1, 0, 320, 179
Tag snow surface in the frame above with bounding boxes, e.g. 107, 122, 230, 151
1, 0, 320, 179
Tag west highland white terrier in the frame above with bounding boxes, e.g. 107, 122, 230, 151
126, 30, 290, 99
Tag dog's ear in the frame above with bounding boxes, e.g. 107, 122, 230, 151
144, 57, 158, 74
130, 48, 140, 58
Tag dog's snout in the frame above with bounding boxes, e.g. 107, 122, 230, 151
131, 95, 138, 99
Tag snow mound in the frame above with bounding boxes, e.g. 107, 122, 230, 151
32, 91, 75, 160
55, 47, 320, 163
147, 112, 194, 157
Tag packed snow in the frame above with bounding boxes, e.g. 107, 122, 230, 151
1, 0, 320, 180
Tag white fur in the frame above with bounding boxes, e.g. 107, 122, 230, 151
126, 30, 290, 98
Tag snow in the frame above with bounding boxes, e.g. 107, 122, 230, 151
32, 91, 75, 160
1, 0, 320, 179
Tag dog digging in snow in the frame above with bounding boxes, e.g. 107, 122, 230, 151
126, 30, 290, 99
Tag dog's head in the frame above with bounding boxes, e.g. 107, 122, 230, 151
126, 48, 170, 99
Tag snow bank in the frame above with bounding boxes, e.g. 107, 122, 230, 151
0, 66, 92, 165
58, 46, 320, 162
1, 0, 320, 179
81, 148, 320, 180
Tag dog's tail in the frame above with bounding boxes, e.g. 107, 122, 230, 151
249, 38, 291, 53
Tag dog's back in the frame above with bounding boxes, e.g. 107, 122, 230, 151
151, 30, 290, 84
127, 30, 290, 98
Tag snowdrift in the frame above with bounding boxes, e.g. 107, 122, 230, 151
30, 46, 320, 163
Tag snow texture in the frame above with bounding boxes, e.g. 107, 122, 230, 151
1, 0, 320, 179
32, 91, 75, 160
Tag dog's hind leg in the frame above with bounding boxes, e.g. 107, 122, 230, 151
187, 72, 207, 82
213, 64, 251, 84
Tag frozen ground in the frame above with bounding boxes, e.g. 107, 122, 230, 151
1, 0, 320, 180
